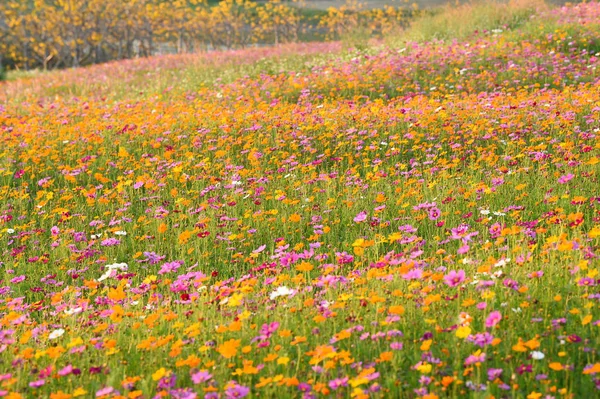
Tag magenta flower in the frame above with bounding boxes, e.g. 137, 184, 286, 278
444, 270, 465, 287
578, 277, 596, 286
558, 173, 574, 184
58, 364, 73, 376
457, 244, 470, 254
328, 377, 349, 390
354, 211, 367, 223
100, 238, 120, 247
464, 352, 486, 365
467, 332, 494, 347
169, 389, 197, 399
29, 379, 45, 388
37, 177, 51, 186
485, 311, 502, 328
191, 370, 213, 384
10, 275, 26, 284
487, 368, 503, 380
489, 223, 502, 238
390, 341, 403, 350
428, 207, 441, 220
225, 382, 250, 399
158, 261, 183, 275
96, 387, 117, 397
401, 268, 423, 280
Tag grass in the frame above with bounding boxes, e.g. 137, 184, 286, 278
393, 0, 546, 43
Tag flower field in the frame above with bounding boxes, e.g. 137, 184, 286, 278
0, 1, 599, 398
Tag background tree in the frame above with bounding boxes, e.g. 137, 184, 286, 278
0, 0, 415, 71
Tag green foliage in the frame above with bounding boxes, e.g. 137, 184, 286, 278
398, 0, 546, 43
340, 25, 372, 51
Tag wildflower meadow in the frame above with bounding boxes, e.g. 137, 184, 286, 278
0, 1, 599, 398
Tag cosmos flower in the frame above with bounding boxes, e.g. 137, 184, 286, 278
531, 351, 545, 360
485, 311, 502, 328
48, 329, 65, 340
444, 270, 466, 287
269, 286, 294, 300
558, 174, 574, 184
353, 211, 367, 223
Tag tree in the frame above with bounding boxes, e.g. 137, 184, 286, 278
257, 0, 303, 46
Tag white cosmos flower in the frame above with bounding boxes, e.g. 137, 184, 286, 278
494, 258, 511, 268
6, 229, 14, 234
269, 286, 294, 300
480, 209, 490, 215
64, 307, 82, 316
97, 271, 113, 282
48, 328, 65, 340
114, 231, 127, 236
97, 262, 128, 282
531, 351, 545, 360
107, 262, 128, 270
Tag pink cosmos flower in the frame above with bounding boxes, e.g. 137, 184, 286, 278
485, 311, 502, 328
390, 342, 403, 350
354, 211, 367, 223
457, 244, 470, 254
37, 177, 51, 187
465, 352, 486, 365
58, 365, 73, 376
487, 368, 503, 380
191, 370, 213, 384
29, 380, 45, 388
558, 173, 574, 184
428, 207, 441, 220
489, 223, 502, 238
444, 270, 465, 287
100, 238, 120, 247
402, 268, 423, 280
158, 261, 183, 275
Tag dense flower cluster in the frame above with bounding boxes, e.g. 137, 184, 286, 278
0, 2, 599, 399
